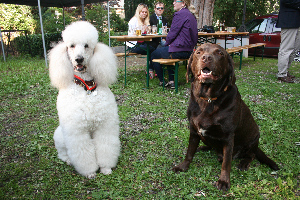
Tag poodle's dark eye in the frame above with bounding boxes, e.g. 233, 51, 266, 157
84, 44, 89, 48
70, 44, 75, 48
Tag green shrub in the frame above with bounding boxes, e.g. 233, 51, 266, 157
34, 7, 75, 34
13, 30, 128, 57
12, 32, 62, 57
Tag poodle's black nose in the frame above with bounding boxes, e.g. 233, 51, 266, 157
75, 57, 84, 64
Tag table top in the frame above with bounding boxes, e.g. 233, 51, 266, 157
110, 34, 167, 41
198, 31, 249, 36
110, 32, 249, 41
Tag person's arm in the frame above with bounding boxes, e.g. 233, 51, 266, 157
165, 14, 185, 46
127, 17, 137, 46
128, 17, 138, 31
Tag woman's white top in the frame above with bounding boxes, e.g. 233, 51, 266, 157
127, 17, 139, 47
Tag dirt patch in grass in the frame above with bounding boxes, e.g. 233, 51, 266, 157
117, 55, 147, 69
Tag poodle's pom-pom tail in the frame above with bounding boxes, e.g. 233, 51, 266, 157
48, 42, 73, 89
62, 21, 98, 49
90, 43, 118, 86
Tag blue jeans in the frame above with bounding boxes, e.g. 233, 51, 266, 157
130, 42, 155, 55
151, 46, 192, 82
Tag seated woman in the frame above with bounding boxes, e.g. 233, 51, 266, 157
150, 0, 198, 89
128, 4, 155, 55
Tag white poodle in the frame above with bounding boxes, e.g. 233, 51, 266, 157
48, 21, 120, 178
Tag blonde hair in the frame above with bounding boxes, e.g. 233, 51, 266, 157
133, 4, 150, 26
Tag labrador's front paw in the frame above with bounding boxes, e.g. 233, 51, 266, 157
216, 177, 230, 191
172, 161, 190, 173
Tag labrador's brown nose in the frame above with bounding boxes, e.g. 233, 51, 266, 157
201, 53, 212, 63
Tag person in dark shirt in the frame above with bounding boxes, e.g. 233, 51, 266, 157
150, 2, 168, 49
150, 0, 198, 89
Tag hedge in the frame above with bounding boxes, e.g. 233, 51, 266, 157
12, 32, 62, 57
12, 31, 128, 57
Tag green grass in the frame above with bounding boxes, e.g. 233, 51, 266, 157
0, 55, 299, 199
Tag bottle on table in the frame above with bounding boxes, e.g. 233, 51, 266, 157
158, 16, 163, 35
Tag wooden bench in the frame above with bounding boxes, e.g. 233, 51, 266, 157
226, 43, 266, 69
115, 52, 139, 57
152, 58, 189, 93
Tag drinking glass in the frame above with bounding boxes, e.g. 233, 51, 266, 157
136, 25, 142, 36
162, 26, 167, 34
147, 25, 152, 34
152, 25, 157, 34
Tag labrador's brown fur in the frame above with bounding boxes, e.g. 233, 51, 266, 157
173, 43, 279, 190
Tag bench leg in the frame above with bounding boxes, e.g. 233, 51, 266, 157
146, 43, 150, 88
124, 43, 127, 86
261, 46, 265, 60
175, 62, 179, 93
239, 50, 243, 70
162, 64, 165, 91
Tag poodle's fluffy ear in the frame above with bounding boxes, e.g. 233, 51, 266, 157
89, 43, 118, 86
48, 42, 73, 89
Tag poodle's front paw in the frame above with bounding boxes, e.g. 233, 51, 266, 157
66, 159, 71, 165
100, 168, 112, 175
86, 172, 97, 179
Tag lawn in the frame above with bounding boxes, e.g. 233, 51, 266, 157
0, 55, 299, 199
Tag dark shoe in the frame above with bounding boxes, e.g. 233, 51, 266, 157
165, 82, 175, 89
278, 76, 294, 83
287, 72, 295, 79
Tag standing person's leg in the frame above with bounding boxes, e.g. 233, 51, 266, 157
288, 27, 300, 77
151, 46, 170, 84
277, 28, 298, 82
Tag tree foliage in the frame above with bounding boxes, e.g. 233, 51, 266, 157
33, 7, 75, 34
0, 4, 35, 33
123, 0, 279, 29
213, 0, 279, 27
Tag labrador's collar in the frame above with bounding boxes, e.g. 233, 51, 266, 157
200, 86, 228, 103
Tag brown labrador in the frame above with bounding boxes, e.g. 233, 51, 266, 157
173, 43, 279, 191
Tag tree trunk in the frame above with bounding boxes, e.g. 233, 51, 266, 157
191, 0, 215, 28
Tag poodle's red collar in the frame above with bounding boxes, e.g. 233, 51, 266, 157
73, 75, 97, 93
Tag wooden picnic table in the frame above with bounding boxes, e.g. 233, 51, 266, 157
110, 34, 167, 87
110, 32, 249, 87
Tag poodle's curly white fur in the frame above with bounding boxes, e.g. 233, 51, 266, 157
48, 21, 120, 178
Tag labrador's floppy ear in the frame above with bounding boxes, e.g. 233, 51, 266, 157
186, 51, 195, 83
227, 51, 236, 85
48, 42, 73, 89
